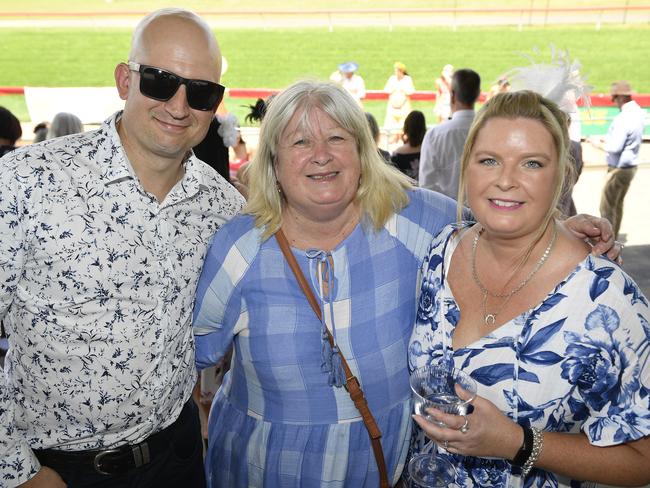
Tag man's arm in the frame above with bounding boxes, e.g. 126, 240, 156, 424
602, 117, 628, 155
0, 157, 46, 486
17, 467, 66, 488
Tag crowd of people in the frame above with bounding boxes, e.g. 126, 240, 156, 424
0, 7, 648, 488
0, 110, 85, 155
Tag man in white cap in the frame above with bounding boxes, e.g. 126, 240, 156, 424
591, 80, 646, 239
330, 61, 366, 106
0, 8, 244, 487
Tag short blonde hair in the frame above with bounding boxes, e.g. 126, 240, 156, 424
245, 80, 413, 239
458, 90, 574, 249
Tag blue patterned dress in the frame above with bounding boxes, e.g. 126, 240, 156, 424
193, 189, 457, 487
409, 223, 650, 488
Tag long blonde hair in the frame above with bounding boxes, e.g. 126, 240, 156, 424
245, 80, 413, 239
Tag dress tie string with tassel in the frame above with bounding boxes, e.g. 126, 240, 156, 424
305, 248, 346, 387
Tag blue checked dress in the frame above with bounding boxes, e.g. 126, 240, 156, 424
193, 189, 457, 487
409, 224, 650, 488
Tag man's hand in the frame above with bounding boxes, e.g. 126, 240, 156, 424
587, 136, 605, 150
19, 466, 66, 488
563, 213, 622, 263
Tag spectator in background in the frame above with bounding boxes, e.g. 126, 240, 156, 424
32, 122, 49, 143
365, 111, 390, 161
46, 112, 84, 139
487, 74, 510, 100
384, 61, 415, 139
194, 112, 240, 181
433, 64, 454, 123
330, 61, 366, 107
390, 110, 426, 179
591, 80, 646, 240
230, 129, 248, 179
0, 106, 22, 157
228, 96, 277, 198
418, 68, 481, 199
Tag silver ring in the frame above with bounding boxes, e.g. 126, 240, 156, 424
615, 241, 625, 249
443, 440, 449, 450
459, 415, 470, 434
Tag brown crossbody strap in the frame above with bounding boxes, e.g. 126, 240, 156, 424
275, 229, 390, 488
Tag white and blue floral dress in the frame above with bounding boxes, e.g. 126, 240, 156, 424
409, 224, 650, 488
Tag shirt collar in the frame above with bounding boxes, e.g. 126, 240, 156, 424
99, 111, 211, 201
621, 100, 640, 112
98, 111, 136, 184
451, 109, 475, 120
180, 152, 215, 197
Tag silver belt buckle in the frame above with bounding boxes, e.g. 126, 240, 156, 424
132, 442, 151, 468
93, 448, 121, 475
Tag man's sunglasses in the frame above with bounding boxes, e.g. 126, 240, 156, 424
128, 61, 225, 111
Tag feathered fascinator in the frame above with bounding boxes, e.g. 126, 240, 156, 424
505, 45, 592, 114
216, 112, 239, 147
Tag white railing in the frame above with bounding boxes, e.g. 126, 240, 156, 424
1, 5, 650, 30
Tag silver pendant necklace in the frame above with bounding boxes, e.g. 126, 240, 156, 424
471, 224, 557, 326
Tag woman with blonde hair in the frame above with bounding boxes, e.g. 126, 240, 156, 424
409, 90, 650, 487
193, 79, 458, 487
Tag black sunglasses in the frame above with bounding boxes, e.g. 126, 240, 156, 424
127, 61, 225, 111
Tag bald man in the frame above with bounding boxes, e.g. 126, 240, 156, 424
0, 9, 244, 487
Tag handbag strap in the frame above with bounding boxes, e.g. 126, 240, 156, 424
275, 229, 390, 488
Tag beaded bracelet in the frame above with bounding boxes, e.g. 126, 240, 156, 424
521, 427, 544, 478
511, 425, 534, 467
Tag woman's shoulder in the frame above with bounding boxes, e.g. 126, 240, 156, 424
578, 253, 648, 303
206, 214, 262, 255
216, 212, 256, 234
426, 221, 470, 256
545, 251, 649, 328
388, 191, 462, 261
404, 188, 457, 221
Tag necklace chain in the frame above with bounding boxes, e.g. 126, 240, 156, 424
471, 224, 557, 326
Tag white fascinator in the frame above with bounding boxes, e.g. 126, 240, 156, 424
505, 45, 592, 115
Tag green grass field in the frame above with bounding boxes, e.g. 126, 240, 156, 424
1, 22, 648, 125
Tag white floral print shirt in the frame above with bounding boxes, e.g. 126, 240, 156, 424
0, 112, 245, 486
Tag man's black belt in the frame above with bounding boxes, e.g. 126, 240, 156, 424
35, 401, 190, 476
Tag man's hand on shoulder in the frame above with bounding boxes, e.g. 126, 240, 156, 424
19, 466, 66, 488
563, 213, 622, 262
